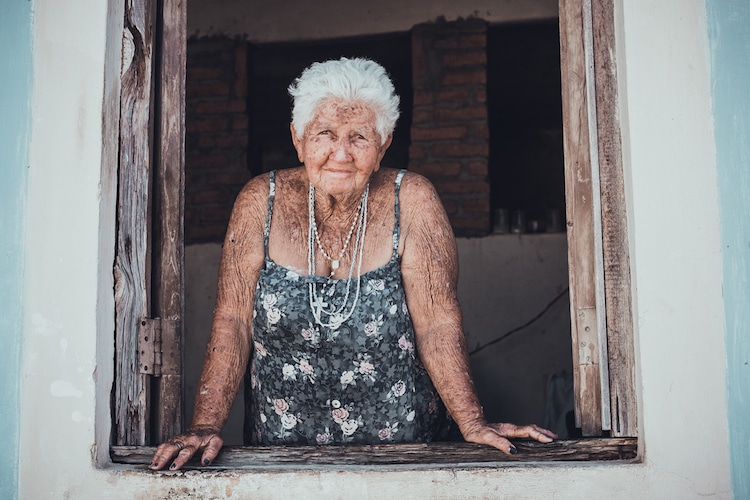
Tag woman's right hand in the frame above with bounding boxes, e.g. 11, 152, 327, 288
148, 426, 224, 471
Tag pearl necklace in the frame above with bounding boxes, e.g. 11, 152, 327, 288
312, 195, 363, 277
307, 183, 369, 329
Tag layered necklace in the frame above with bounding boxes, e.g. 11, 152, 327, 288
307, 183, 369, 329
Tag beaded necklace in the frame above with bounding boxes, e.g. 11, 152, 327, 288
307, 183, 369, 329
311, 195, 363, 277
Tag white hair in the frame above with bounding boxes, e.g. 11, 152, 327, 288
288, 57, 400, 146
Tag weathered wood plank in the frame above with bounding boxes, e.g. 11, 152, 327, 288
151, 0, 187, 444
581, 0, 612, 431
111, 438, 637, 469
591, 0, 638, 437
114, 0, 156, 446
558, 0, 604, 436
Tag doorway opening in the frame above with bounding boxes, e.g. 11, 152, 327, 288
183, 8, 573, 445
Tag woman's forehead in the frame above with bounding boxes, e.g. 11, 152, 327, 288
311, 100, 377, 127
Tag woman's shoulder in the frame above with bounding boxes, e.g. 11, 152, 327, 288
392, 169, 454, 258
391, 169, 441, 211
233, 172, 271, 212
373, 169, 446, 236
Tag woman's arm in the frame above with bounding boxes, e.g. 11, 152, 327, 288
399, 173, 556, 454
149, 176, 268, 470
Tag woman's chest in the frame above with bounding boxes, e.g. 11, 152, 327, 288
267, 195, 398, 277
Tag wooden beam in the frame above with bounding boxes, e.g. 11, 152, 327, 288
112, 438, 638, 469
591, 0, 638, 437
582, 0, 612, 432
558, 0, 605, 436
151, 0, 187, 444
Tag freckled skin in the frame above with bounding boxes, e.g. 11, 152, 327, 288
148, 101, 556, 471
292, 100, 389, 204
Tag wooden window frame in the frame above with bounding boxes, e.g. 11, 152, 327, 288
113, 0, 186, 446
110, 0, 637, 467
559, 0, 636, 438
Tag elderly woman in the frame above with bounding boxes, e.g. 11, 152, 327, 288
150, 57, 556, 471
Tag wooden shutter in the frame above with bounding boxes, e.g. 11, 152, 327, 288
114, 0, 186, 446
558, 0, 637, 437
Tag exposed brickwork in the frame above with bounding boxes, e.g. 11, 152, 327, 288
185, 39, 251, 244
410, 19, 491, 237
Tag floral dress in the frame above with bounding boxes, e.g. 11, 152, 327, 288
244, 169, 451, 445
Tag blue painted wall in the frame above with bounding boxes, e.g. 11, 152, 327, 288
0, 2, 33, 499
706, 1, 750, 498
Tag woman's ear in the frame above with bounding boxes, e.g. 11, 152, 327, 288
290, 123, 304, 163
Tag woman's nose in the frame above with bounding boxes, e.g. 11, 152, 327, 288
331, 137, 353, 161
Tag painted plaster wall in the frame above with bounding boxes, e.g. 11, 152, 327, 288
706, 1, 750, 497
617, 0, 731, 489
0, 2, 33, 499
184, 234, 572, 445
186, 0, 558, 41
18, 0, 119, 496
15, 0, 737, 498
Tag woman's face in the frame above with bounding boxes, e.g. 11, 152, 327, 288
292, 100, 392, 198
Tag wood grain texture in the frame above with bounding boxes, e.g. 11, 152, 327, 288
112, 438, 637, 469
114, 0, 156, 446
591, 0, 638, 437
151, 0, 187, 444
558, 0, 637, 437
558, 0, 604, 436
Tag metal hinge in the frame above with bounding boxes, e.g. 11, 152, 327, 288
138, 318, 179, 376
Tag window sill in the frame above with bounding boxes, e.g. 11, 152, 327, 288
111, 437, 637, 471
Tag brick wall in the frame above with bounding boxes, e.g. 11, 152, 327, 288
185, 39, 252, 244
409, 19, 491, 237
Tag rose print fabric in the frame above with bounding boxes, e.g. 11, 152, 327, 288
244, 170, 451, 445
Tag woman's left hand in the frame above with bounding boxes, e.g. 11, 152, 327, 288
462, 422, 558, 455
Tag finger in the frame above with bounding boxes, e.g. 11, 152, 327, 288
466, 427, 517, 455
532, 425, 558, 441
168, 444, 198, 471
529, 428, 554, 443
149, 442, 181, 470
519, 424, 557, 442
482, 431, 517, 455
200, 435, 224, 466
493, 423, 557, 442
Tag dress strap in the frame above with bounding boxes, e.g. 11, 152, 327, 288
264, 170, 277, 260
392, 169, 407, 256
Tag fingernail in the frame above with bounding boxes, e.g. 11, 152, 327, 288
149, 462, 157, 468
203, 458, 211, 466
509, 446, 518, 455
169, 463, 177, 470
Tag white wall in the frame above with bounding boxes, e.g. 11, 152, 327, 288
17, 0, 734, 498
20, 0, 117, 496
619, 0, 729, 486
187, 0, 558, 41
